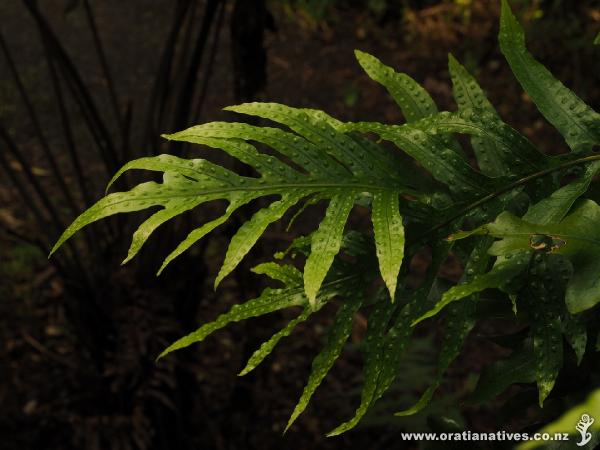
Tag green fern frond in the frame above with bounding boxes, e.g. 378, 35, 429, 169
286, 291, 364, 431
448, 54, 508, 176
500, 0, 600, 152
49, 0, 600, 435
52, 104, 417, 303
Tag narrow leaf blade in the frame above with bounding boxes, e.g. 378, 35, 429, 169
499, 0, 600, 151
372, 190, 404, 299
304, 193, 355, 304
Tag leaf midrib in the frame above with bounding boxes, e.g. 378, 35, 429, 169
108, 181, 417, 206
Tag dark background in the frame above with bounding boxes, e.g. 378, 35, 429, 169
1, 1, 599, 449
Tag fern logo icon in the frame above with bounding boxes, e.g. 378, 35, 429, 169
576, 414, 594, 447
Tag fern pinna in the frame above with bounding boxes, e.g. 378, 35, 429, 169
51, 0, 600, 434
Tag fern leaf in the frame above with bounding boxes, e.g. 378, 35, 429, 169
448, 54, 509, 176
354, 50, 437, 122
413, 252, 531, 325
372, 190, 404, 299
170, 121, 348, 179
158, 198, 249, 275
326, 291, 397, 436
225, 103, 390, 180
251, 262, 303, 285
330, 242, 451, 435
524, 161, 600, 225
355, 50, 463, 154
159, 252, 367, 361
397, 238, 491, 415
533, 315, 563, 407
52, 105, 418, 300
524, 253, 565, 406
451, 200, 600, 313
157, 284, 306, 359
286, 293, 363, 431
411, 110, 547, 174
239, 307, 316, 376
346, 121, 489, 196
304, 193, 356, 304
500, 0, 600, 152
469, 346, 536, 404
215, 193, 304, 288
563, 313, 587, 366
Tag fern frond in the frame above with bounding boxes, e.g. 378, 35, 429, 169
49, 2, 600, 434
448, 54, 508, 176
355, 50, 464, 154
469, 345, 536, 405
500, 0, 600, 152
450, 200, 600, 314
51, 105, 417, 301
286, 291, 363, 431
159, 248, 372, 361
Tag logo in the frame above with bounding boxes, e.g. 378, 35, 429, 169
576, 413, 594, 447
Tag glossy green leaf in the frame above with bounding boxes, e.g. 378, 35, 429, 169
499, 0, 600, 152
453, 200, 600, 313
239, 307, 316, 376
371, 190, 404, 298
397, 238, 491, 415
448, 54, 509, 176
355, 50, 437, 122
286, 293, 363, 431
304, 193, 356, 304
412, 252, 531, 325
157, 284, 306, 359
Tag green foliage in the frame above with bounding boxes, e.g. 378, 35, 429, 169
51, 0, 600, 436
